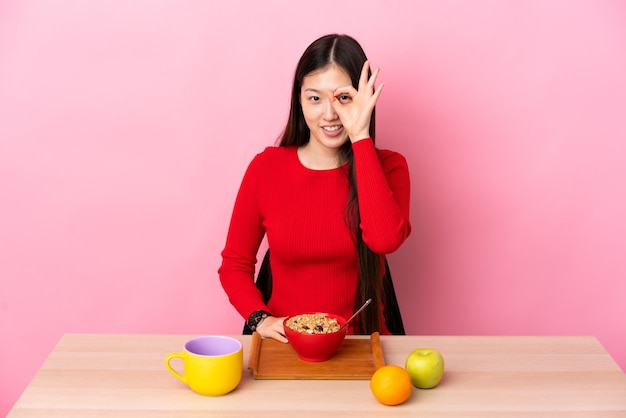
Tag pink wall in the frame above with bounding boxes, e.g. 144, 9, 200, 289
1, 1, 625, 414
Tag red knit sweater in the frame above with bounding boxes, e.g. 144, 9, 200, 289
219, 139, 411, 333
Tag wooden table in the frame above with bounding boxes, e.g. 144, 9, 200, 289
8, 334, 626, 417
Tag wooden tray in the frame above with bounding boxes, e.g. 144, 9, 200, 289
248, 332, 385, 380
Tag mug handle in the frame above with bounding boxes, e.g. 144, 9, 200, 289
165, 352, 186, 383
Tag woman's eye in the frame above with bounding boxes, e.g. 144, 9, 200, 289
338, 95, 351, 103
309, 96, 320, 102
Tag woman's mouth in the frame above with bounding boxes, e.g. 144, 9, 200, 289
322, 125, 344, 137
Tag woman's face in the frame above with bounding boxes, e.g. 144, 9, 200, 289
300, 64, 352, 152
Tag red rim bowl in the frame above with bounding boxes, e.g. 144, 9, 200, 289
283, 313, 348, 362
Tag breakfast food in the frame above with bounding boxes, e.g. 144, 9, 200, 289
285, 313, 340, 334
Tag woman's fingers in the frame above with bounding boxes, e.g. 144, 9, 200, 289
332, 85, 357, 101
371, 81, 385, 104
271, 316, 288, 343
333, 61, 382, 100
359, 60, 370, 90
359, 60, 381, 94
257, 316, 288, 343
367, 66, 380, 92
330, 61, 384, 141
272, 330, 288, 343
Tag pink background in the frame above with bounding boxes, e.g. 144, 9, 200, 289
1, 0, 625, 414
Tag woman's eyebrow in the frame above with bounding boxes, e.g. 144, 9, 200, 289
303, 87, 336, 94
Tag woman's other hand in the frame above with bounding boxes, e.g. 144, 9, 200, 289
331, 60, 384, 143
256, 316, 288, 343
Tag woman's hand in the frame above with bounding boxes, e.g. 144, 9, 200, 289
331, 60, 384, 143
256, 316, 288, 343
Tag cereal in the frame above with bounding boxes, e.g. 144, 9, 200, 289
285, 313, 340, 334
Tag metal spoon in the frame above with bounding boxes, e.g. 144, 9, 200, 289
339, 298, 372, 331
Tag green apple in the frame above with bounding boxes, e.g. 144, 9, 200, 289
405, 348, 444, 389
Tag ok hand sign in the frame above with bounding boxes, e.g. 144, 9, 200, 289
331, 60, 384, 143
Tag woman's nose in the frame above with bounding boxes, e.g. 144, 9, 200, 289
323, 100, 338, 120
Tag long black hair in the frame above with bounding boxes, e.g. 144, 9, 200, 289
278, 34, 383, 334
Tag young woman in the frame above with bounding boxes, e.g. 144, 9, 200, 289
219, 34, 411, 343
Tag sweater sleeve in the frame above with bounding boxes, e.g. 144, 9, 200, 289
218, 153, 270, 320
352, 138, 411, 254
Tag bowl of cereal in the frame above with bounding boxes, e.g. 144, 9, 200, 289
283, 312, 348, 362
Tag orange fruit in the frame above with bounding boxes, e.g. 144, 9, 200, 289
370, 365, 413, 406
